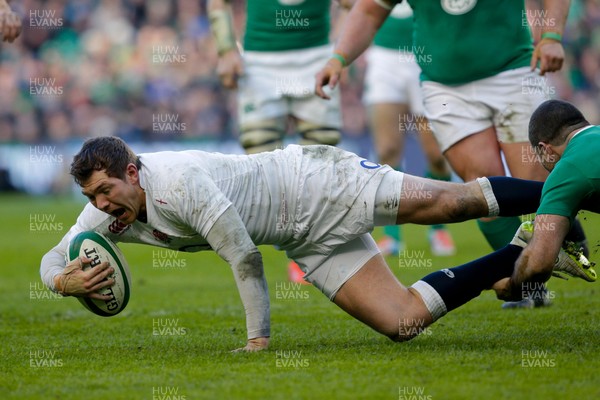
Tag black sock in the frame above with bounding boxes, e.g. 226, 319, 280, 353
417, 245, 523, 315
488, 177, 544, 216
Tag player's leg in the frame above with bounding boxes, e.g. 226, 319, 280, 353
296, 233, 432, 340
415, 116, 456, 256
444, 128, 525, 250
490, 67, 552, 307
333, 252, 432, 340
236, 51, 288, 154
363, 46, 415, 255
422, 81, 524, 252
332, 226, 594, 341
367, 102, 408, 255
372, 170, 544, 228
331, 236, 522, 341
291, 44, 342, 149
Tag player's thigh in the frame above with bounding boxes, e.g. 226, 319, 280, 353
444, 127, 506, 181
422, 80, 493, 157
237, 53, 289, 122
500, 142, 548, 181
483, 67, 550, 180
333, 252, 432, 339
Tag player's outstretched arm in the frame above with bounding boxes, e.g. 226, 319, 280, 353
40, 205, 116, 298
208, 0, 243, 89
315, 0, 390, 99
530, 0, 570, 75
0, 0, 21, 43
205, 206, 270, 352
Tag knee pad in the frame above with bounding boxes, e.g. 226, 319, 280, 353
239, 119, 285, 154
297, 120, 341, 146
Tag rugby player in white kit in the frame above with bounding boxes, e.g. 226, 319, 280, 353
40, 137, 591, 351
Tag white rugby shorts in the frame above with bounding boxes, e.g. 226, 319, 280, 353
238, 45, 342, 128
363, 46, 425, 115
422, 66, 551, 152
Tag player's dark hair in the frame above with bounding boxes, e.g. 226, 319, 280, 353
70, 136, 141, 186
529, 99, 589, 147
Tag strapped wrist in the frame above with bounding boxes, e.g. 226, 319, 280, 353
331, 53, 348, 67
209, 9, 237, 56
541, 31, 562, 42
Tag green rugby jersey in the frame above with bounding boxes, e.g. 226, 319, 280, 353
538, 126, 600, 222
373, 3, 414, 51
386, 0, 533, 84
244, 0, 330, 52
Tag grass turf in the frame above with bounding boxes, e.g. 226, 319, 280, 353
1, 193, 598, 399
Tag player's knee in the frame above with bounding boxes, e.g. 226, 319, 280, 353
297, 120, 341, 146
240, 120, 285, 154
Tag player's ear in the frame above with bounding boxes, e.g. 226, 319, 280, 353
125, 163, 139, 184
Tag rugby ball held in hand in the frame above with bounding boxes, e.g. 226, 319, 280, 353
67, 231, 131, 317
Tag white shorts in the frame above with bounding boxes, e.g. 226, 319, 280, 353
297, 233, 381, 300
280, 149, 401, 299
422, 67, 551, 152
363, 46, 425, 115
238, 45, 342, 128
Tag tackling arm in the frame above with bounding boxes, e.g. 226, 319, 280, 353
205, 206, 271, 351
507, 215, 570, 299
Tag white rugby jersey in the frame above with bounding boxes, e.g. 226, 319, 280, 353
40, 145, 387, 290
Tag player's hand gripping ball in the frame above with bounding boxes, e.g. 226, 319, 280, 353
67, 231, 132, 316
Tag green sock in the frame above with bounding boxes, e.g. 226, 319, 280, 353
477, 217, 523, 251
426, 170, 451, 231
384, 225, 402, 242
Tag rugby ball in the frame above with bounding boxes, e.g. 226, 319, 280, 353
67, 231, 131, 317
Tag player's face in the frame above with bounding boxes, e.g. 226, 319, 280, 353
80, 167, 144, 225
535, 144, 559, 172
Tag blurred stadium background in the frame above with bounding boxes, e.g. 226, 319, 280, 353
0, 0, 598, 195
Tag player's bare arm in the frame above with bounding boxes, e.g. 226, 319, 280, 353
315, 0, 390, 99
204, 206, 271, 352
498, 214, 570, 301
208, 0, 243, 89
0, 0, 21, 42
530, 0, 570, 75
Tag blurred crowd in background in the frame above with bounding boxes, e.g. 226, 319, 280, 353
0, 0, 598, 145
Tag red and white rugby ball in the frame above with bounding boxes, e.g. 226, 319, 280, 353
67, 231, 131, 317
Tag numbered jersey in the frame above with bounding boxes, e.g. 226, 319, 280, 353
244, 0, 330, 52
386, 0, 533, 84
373, 2, 414, 51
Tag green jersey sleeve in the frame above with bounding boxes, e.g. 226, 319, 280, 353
538, 160, 594, 222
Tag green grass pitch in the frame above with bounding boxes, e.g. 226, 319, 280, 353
1, 193, 598, 399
